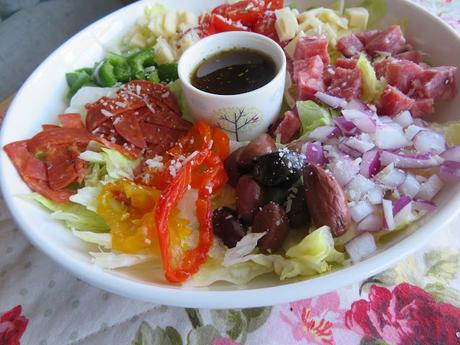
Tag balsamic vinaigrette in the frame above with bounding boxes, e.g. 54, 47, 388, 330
191, 48, 277, 95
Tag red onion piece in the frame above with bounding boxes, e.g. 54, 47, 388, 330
441, 145, 460, 162
334, 117, 358, 137
309, 126, 338, 142
413, 130, 446, 154
357, 214, 383, 232
393, 111, 413, 128
346, 175, 376, 201
374, 125, 409, 150
439, 160, 460, 183
345, 232, 377, 263
416, 174, 444, 201
350, 201, 375, 223
366, 187, 384, 205
382, 199, 395, 230
342, 109, 376, 134
399, 174, 421, 198
328, 158, 360, 186
315, 91, 347, 109
338, 140, 362, 158
360, 149, 381, 178
302, 142, 327, 165
413, 200, 437, 213
405, 125, 425, 141
392, 195, 412, 215
375, 163, 407, 189
344, 98, 374, 116
380, 151, 443, 169
345, 136, 375, 154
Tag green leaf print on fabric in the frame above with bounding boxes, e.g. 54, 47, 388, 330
187, 325, 220, 345
424, 249, 460, 285
360, 337, 390, 345
132, 322, 183, 345
241, 307, 271, 333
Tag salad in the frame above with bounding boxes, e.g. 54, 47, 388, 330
4, 0, 459, 286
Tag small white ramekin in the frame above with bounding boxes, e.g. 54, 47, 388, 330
178, 31, 286, 141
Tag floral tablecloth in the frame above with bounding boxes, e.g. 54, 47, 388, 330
1, 1, 460, 344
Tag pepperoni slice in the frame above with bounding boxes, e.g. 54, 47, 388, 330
27, 128, 93, 153
140, 122, 185, 145
42, 124, 60, 131
113, 112, 147, 149
136, 106, 191, 131
59, 113, 84, 128
94, 137, 142, 160
4, 140, 47, 181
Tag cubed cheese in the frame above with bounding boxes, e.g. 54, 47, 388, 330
148, 16, 164, 37
177, 11, 198, 27
275, 8, 299, 42
129, 32, 147, 48
345, 7, 369, 29
162, 11, 177, 37
154, 37, 176, 64
284, 31, 305, 58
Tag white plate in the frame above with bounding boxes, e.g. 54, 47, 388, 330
1, 0, 460, 308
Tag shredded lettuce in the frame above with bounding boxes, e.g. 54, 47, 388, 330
187, 226, 345, 286
72, 229, 112, 248
69, 186, 101, 212
32, 193, 109, 232
297, 100, 332, 136
169, 80, 194, 122
360, 0, 386, 28
89, 252, 157, 269
79, 147, 141, 180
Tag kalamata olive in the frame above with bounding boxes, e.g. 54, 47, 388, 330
253, 150, 305, 187
286, 186, 310, 228
224, 147, 246, 187
238, 134, 276, 169
265, 186, 290, 205
212, 207, 247, 248
253, 202, 289, 254
236, 175, 266, 224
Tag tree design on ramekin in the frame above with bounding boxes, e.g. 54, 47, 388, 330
215, 107, 260, 141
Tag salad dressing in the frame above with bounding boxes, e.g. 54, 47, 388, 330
191, 48, 277, 95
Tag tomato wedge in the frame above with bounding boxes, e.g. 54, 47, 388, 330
220, 0, 265, 26
254, 11, 279, 41
211, 14, 249, 32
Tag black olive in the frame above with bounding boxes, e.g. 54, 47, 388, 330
253, 150, 305, 187
253, 202, 289, 254
212, 207, 247, 248
265, 186, 290, 205
286, 186, 310, 228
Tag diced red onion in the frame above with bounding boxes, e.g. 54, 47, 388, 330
357, 213, 383, 232
413, 118, 429, 128
360, 149, 381, 178
309, 126, 338, 142
346, 175, 376, 201
374, 125, 409, 150
404, 125, 425, 141
350, 200, 375, 223
382, 199, 395, 230
392, 195, 412, 215
399, 174, 421, 198
394, 201, 413, 226
315, 91, 347, 109
380, 151, 443, 169
375, 163, 407, 189
413, 130, 446, 154
302, 142, 327, 166
441, 145, 460, 162
344, 98, 374, 116
393, 111, 413, 128
439, 160, 460, 183
366, 187, 384, 205
345, 136, 375, 154
342, 109, 376, 134
345, 232, 377, 263
328, 158, 360, 186
378, 116, 394, 124
416, 174, 444, 201
413, 200, 437, 213
338, 140, 362, 158
334, 117, 358, 137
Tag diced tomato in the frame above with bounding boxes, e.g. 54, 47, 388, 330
264, 0, 284, 10
198, 13, 217, 37
211, 14, 249, 32
254, 11, 278, 41
214, 0, 265, 27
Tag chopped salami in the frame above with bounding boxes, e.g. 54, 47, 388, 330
335, 57, 358, 70
377, 85, 415, 116
394, 50, 423, 64
272, 110, 301, 144
58, 113, 84, 128
327, 67, 362, 100
374, 57, 393, 79
411, 66, 457, 101
386, 59, 424, 94
296, 56, 325, 100
365, 25, 406, 55
356, 30, 379, 46
113, 112, 147, 149
294, 35, 330, 64
410, 98, 434, 118
337, 34, 364, 58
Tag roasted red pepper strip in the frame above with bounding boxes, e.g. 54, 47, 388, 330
155, 149, 219, 282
